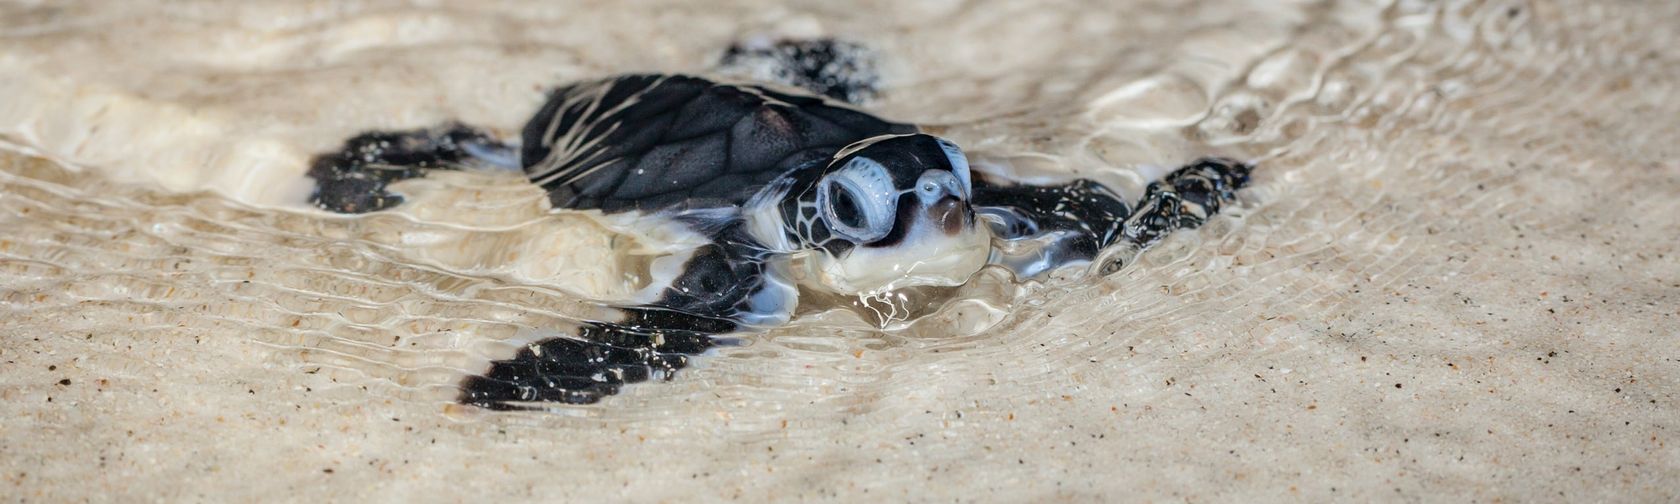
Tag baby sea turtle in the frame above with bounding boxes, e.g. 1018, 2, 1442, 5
308, 74, 1250, 410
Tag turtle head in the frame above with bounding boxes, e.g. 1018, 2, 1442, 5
791, 134, 990, 294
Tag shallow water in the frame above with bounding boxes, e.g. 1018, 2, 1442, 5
3, 0, 1679, 501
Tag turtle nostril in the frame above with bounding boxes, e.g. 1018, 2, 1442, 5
916, 170, 967, 203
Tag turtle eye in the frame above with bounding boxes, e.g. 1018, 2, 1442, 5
830, 185, 866, 229
818, 157, 896, 243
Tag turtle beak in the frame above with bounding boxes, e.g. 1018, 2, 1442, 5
915, 170, 973, 236
926, 196, 971, 236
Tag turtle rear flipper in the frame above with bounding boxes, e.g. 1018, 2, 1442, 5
719, 38, 881, 104
306, 123, 514, 213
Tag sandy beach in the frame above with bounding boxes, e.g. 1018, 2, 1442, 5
2, 0, 1677, 501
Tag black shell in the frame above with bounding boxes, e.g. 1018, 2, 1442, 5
520, 74, 915, 214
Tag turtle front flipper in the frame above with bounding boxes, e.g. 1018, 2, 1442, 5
1109, 158, 1252, 269
972, 175, 1133, 278
455, 309, 729, 409
456, 226, 793, 410
972, 157, 1252, 277
307, 123, 515, 213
